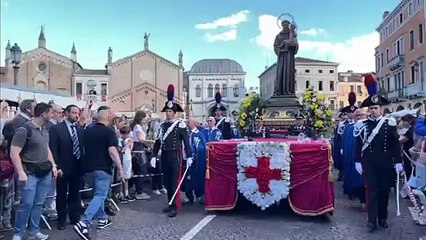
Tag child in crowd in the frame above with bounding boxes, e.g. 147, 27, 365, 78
118, 126, 136, 203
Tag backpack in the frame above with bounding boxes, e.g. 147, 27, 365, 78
2, 120, 33, 155
2, 118, 32, 154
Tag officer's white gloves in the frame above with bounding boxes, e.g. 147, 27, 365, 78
355, 162, 363, 175
150, 157, 156, 168
395, 163, 403, 173
186, 157, 193, 168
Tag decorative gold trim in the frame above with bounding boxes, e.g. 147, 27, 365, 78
205, 190, 239, 211
205, 144, 215, 179
288, 198, 334, 216
327, 144, 333, 182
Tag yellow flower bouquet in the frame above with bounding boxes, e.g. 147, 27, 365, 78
300, 87, 334, 135
233, 91, 265, 136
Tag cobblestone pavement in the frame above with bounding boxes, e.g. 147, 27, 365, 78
2, 180, 426, 240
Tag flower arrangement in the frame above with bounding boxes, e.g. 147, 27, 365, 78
234, 92, 265, 136
300, 87, 334, 135
236, 141, 291, 210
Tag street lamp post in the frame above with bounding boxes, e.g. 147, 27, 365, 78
10, 43, 22, 85
189, 98, 193, 115
151, 98, 156, 113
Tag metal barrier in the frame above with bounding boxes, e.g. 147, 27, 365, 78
3, 150, 165, 231
7, 175, 164, 230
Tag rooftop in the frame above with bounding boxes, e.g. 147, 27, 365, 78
259, 56, 338, 77
75, 69, 108, 75
189, 59, 245, 74
0, 82, 72, 97
338, 71, 364, 82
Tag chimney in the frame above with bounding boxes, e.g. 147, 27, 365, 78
382, 11, 390, 20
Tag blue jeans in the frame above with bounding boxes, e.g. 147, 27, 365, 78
13, 172, 52, 237
82, 170, 111, 225
43, 178, 56, 215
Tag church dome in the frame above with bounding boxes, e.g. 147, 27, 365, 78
190, 59, 245, 74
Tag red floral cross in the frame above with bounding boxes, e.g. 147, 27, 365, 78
244, 156, 282, 194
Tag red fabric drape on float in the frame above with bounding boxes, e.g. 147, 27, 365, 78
287, 143, 334, 216
204, 142, 239, 210
204, 139, 334, 216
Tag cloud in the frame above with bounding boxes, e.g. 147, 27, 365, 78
195, 10, 250, 30
205, 29, 237, 42
255, 14, 379, 73
300, 28, 326, 36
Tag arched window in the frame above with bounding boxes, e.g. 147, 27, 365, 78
221, 84, 227, 97
207, 84, 213, 98
35, 81, 47, 90
339, 101, 344, 110
233, 84, 239, 97
195, 85, 201, 98
214, 84, 220, 95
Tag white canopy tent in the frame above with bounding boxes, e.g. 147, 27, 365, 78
389, 107, 422, 118
0, 83, 86, 108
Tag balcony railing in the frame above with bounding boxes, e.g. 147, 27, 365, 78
404, 81, 426, 98
76, 94, 107, 102
387, 54, 404, 71
388, 89, 404, 100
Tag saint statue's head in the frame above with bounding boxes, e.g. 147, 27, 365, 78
281, 20, 290, 33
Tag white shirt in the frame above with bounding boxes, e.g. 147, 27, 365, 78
132, 124, 146, 143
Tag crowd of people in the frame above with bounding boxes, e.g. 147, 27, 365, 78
0, 85, 257, 240
333, 73, 426, 233
1, 76, 426, 239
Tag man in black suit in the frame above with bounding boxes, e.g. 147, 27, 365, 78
43, 103, 63, 221
49, 104, 84, 230
288, 113, 316, 138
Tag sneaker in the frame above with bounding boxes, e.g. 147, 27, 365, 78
152, 190, 161, 196
25, 232, 49, 240
125, 195, 136, 202
160, 188, 167, 194
73, 222, 91, 240
135, 192, 151, 200
117, 195, 128, 204
97, 219, 112, 230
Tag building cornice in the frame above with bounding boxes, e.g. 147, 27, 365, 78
188, 72, 246, 76
108, 49, 180, 70
376, 0, 410, 31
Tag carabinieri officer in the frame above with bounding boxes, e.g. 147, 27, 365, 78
354, 73, 402, 232
151, 84, 192, 218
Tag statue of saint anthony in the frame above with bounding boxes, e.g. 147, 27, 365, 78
273, 20, 299, 96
